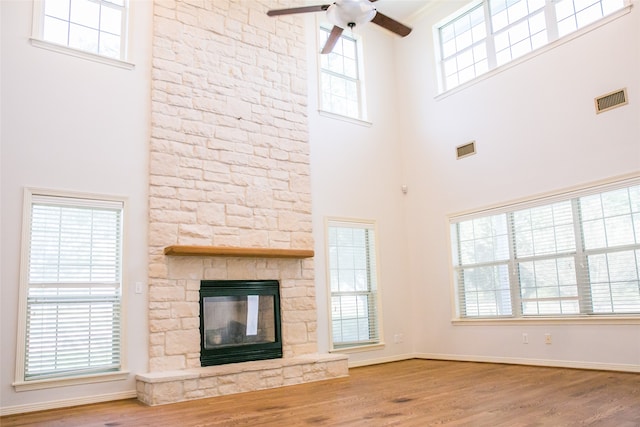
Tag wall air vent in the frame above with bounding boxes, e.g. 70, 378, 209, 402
595, 88, 628, 114
456, 141, 476, 159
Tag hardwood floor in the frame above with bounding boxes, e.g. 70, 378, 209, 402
2, 359, 639, 426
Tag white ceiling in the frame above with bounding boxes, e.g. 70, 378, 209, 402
372, 0, 432, 20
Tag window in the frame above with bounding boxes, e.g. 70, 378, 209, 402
327, 220, 381, 350
32, 0, 129, 61
439, 4, 489, 92
490, 0, 548, 66
437, 0, 629, 91
16, 189, 124, 385
556, 0, 626, 37
318, 27, 367, 121
450, 178, 640, 319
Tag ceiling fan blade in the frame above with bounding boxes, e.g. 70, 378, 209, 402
321, 25, 344, 54
267, 5, 330, 16
371, 12, 412, 37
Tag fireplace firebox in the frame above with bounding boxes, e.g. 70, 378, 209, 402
199, 280, 282, 366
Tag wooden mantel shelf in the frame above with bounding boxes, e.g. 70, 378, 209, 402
163, 245, 314, 259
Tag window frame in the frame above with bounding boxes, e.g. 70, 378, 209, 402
30, 0, 134, 69
436, 1, 489, 94
325, 218, 384, 352
434, 0, 632, 94
448, 175, 640, 325
13, 188, 129, 392
317, 25, 370, 124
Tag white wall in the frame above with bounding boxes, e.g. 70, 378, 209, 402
2, 0, 639, 415
398, 2, 640, 368
306, 17, 414, 364
1, 0, 152, 413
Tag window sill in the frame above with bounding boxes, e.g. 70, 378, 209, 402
30, 38, 135, 70
452, 316, 640, 326
435, 3, 633, 100
330, 342, 385, 354
13, 370, 130, 392
318, 110, 372, 127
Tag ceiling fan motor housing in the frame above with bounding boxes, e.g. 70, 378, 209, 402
326, 0, 377, 29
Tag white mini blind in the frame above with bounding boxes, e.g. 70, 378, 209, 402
327, 221, 380, 349
451, 180, 640, 319
579, 186, 640, 313
25, 194, 123, 380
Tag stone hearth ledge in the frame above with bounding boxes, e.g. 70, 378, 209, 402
136, 353, 349, 406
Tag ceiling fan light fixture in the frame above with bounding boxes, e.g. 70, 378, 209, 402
326, 0, 376, 29
267, 0, 411, 54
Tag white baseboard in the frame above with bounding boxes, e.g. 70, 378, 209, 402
0, 390, 137, 416
347, 352, 640, 373
412, 353, 640, 373
348, 353, 416, 368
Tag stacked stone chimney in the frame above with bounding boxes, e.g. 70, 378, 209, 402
141, 1, 348, 400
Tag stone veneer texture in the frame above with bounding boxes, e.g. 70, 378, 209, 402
148, 0, 316, 373
137, 354, 349, 405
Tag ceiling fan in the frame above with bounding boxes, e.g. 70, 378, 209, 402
267, 0, 412, 54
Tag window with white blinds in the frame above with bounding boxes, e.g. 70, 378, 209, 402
20, 191, 123, 381
327, 220, 381, 350
450, 178, 640, 319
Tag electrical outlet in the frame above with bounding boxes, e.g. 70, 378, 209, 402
394, 333, 404, 344
544, 333, 552, 344
522, 333, 528, 344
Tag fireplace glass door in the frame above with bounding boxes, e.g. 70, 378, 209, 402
202, 295, 276, 348
200, 280, 282, 366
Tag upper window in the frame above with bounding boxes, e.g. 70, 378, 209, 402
450, 178, 640, 319
318, 27, 368, 121
327, 220, 381, 350
439, 4, 489, 92
16, 190, 124, 385
437, 0, 629, 91
556, 0, 626, 37
32, 0, 128, 61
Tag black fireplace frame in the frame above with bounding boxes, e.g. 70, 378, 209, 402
199, 280, 282, 366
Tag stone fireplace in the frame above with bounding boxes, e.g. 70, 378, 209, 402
135, 0, 349, 405
136, 253, 347, 406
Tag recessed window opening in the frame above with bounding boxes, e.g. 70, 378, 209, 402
326, 219, 382, 350
439, 3, 488, 91
318, 27, 368, 121
32, 0, 129, 61
450, 178, 640, 319
436, 0, 630, 92
16, 189, 124, 384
